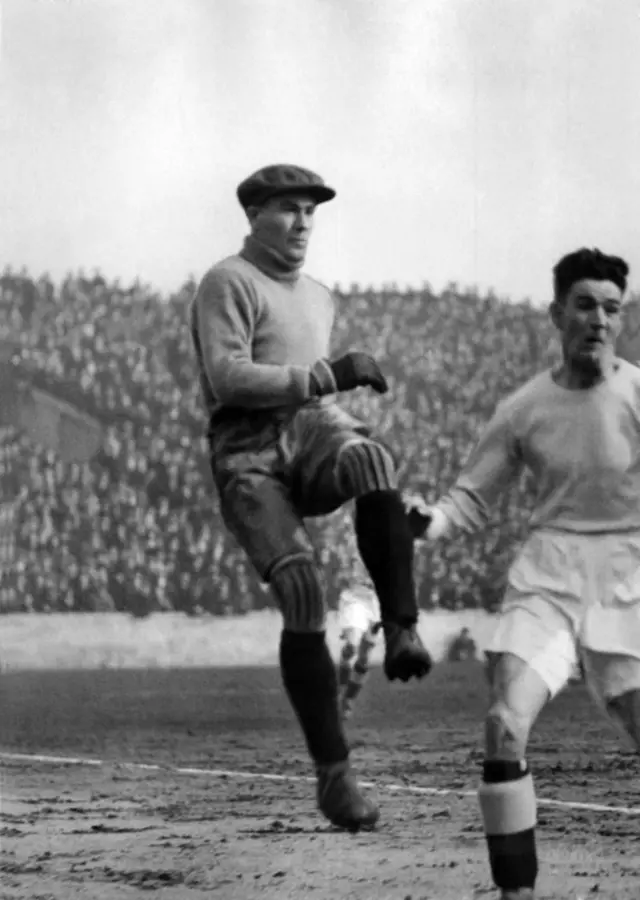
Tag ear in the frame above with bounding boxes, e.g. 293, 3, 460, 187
246, 205, 261, 226
549, 299, 563, 331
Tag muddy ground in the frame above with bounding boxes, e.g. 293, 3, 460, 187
1, 662, 639, 899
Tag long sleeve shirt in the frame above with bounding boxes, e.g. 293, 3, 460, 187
436, 360, 640, 535
190, 236, 336, 426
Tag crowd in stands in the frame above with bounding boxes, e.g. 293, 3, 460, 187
0, 266, 633, 616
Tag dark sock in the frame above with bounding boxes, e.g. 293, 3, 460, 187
486, 829, 537, 890
280, 630, 349, 766
355, 490, 418, 626
483, 760, 528, 782
482, 760, 538, 890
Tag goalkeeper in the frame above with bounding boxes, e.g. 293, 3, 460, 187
190, 163, 432, 833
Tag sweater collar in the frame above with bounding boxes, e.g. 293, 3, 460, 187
240, 235, 303, 284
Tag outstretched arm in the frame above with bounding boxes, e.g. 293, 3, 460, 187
410, 400, 523, 539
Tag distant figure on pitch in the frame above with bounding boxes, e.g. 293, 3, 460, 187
189, 164, 432, 833
447, 626, 477, 662
337, 566, 381, 722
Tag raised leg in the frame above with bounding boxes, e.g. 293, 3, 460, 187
338, 441, 432, 681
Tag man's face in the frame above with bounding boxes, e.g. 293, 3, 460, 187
249, 193, 317, 263
551, 278, 624, 373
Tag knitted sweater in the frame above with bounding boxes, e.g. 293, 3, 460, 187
190, 236, 337, 431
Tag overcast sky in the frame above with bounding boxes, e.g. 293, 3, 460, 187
1, 0, 639, 304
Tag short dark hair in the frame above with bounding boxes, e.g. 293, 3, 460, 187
553, 248, 629, 301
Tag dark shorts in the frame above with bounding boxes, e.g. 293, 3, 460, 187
210, 401, 396, 580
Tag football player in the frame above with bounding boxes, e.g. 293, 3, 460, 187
413, 248, 640, 899
190, 164, 432, 832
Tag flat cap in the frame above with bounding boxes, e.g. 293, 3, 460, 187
237, 164, 336, 210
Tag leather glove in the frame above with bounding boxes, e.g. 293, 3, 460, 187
310, 351, 388, 396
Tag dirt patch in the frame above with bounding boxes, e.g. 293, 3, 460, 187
1, 663, 639, 899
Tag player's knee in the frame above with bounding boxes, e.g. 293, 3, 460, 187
270, 558, 327, 634
337, 441, 397, 497
485, 701, 532, 761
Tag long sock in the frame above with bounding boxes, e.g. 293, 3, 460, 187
280, 630, 349, 766
355, 490, 418, 626
479, 760, 538, 892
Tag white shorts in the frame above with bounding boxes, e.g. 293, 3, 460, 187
338, 584, 380, 638
487, 529, 640, 700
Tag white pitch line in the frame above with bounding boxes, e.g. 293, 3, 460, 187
1, 751, 640, 817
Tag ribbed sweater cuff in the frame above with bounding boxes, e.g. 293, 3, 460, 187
309, 358, 338, 396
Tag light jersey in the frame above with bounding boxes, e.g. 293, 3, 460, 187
437, 359, 640, 535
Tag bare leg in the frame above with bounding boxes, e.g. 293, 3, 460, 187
480, 652, 551, 899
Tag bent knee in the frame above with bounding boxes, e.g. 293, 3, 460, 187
485, 701, 533, 760
270, 557, 327, 633
337, 440, 397, 496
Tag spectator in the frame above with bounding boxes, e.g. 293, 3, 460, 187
1, 266, 637, 615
